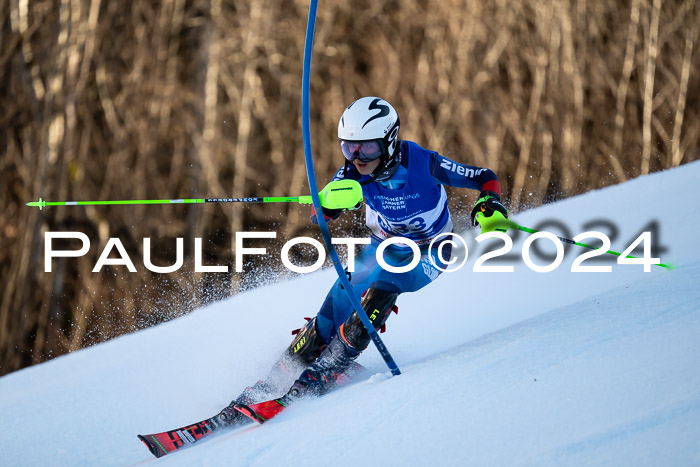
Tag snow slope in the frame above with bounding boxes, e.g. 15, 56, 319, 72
1, 161, 699, 466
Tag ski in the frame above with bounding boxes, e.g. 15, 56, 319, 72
233, 361, 370, 425
138, 362, 370, 458
234, 397, 291, 424
137, 405, 252, 458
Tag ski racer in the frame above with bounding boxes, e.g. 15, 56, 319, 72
231, 96, 508, 407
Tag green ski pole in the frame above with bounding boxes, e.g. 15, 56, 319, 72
27, 179, 363, 211
508, 220, 673, 270
476, 210, 671, 270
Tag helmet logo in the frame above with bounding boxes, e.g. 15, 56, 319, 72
362, 98, 390, 129
388, 126, 399, 141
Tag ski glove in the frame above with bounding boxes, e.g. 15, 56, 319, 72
310, 202, 362, 225
470, 191, 511, 233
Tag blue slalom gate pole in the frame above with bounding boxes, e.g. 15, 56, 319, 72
300, 0, 400, 376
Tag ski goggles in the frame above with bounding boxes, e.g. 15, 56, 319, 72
340, 139, 385, 162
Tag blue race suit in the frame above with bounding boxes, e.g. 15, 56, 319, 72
314, 140, 500, 343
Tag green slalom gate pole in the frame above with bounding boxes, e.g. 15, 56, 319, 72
508, 220, 673, 270
26, 179, 364, 211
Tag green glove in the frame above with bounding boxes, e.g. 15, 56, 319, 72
470, 191, 511, 233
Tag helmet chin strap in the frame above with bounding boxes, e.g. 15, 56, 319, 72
370, 146, 401, 182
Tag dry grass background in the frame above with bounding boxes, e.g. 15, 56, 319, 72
1, 0, 698, 375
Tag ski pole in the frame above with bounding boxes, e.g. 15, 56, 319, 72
508, 221, 673, 269
26, 179, 363, 211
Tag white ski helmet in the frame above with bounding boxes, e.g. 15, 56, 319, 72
337, 97, 401, 178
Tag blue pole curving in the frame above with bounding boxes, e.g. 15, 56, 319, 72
301, 0, 400, 376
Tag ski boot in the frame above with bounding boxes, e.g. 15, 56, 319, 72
220, 315, 329, 422
288, 288, 399, 399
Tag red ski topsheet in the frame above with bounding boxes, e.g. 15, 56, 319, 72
235, 398, 289, 424
138, 419, 215, 457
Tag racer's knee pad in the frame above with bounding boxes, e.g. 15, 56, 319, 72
338, 288, 399, 351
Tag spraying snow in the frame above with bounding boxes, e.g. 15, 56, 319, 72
1, 161, 699, 466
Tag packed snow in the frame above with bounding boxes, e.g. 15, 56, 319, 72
1, 161, 699, 466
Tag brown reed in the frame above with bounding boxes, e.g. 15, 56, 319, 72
1, 0, 698, 375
